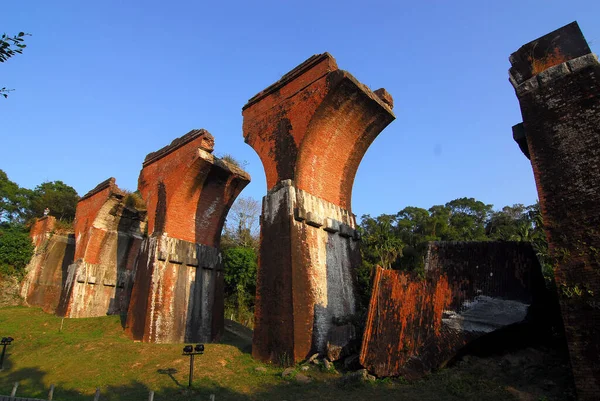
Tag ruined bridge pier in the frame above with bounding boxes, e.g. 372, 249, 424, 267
125, 129, 250, 344
510, 22, 600, 400
20, 216, 75, 314
56, 178, 146, 318
242, 53, 395, 363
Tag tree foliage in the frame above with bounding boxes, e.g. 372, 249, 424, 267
28, 181, 80, 221
1, 31, 29, 98
222, 246, 258, 326
359, 198, 549, 276
0, 170, 31, 223
222, 196, 260, 250
0, 224, 34, 279
220, 196, 260, 327
0, 170, 80, 224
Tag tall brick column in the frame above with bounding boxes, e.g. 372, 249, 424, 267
125, 129, 250, 343
243, 53, 395, 363
57, 178, 146, 318
510, 22, 600, 400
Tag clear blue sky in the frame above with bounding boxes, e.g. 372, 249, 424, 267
2, 1, 599, 219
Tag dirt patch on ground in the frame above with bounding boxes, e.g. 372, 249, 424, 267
0, 276, 23, 307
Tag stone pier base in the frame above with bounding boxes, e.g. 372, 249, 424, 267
125, 234, 223, 343
253, 180, 360, 364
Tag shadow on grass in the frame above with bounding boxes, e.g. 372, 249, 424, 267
0, 353, 577, 401
157, 368, 182, 388
0, 321, 576, 401
220, 322, 253, 355
0, 365, 284, 401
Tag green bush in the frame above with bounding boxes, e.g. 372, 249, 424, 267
223, 246, 257, 327
0, 225, 34, 279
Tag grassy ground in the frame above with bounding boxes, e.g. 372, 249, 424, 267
0, 307, 573, 401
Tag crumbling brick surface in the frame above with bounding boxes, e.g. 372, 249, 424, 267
20, 217, 75, 314
244, 53, 394, 364
360, 242, 548, 379
125, 130, 250, 343
57, 178, 146, 318
29, 216, 56, 247
510, 22, 600, 401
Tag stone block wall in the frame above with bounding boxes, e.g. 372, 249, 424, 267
125, 129, 250, 343
57, 178, 146, 318
125, 235, 223, 343
20, 216, 75, 314
243, 53, 395, 363
360, 242, 548, 379
510, 22, 600, 400
255, 180, 361, 362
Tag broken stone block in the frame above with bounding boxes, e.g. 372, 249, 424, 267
360, 242, 550, 379
340, 369, 375, 385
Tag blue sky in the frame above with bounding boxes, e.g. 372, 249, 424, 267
2, 1, 599, 219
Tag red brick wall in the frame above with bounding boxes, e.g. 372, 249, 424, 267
138, 130, 249, 245
510, 22, 600, 401
73, 178, 118, 261
29, 216, 56, 247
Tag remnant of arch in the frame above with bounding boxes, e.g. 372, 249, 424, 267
360, 242, 550, 379
20, 216, 75, 314
125, 129, 250, 343
242, 53, 395, 363
510, 21, 600, 400
56, 178, 146, 318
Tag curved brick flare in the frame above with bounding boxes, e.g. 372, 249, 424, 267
125, 129, 250, 343
243, 53, 395, 363
510, 22, 600, 400
243, 53, 395, 210
57, 178, 147, 318
20, 216, 75, 314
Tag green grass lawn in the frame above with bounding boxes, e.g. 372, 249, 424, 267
0, 306, 570, 401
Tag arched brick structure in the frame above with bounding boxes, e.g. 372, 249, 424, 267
125, 129, 250, 343
510, 22, 600, 400
243, 53, 395, 363
56, 178, 146, 318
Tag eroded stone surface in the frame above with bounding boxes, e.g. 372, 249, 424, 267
20, 216, 75, 313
